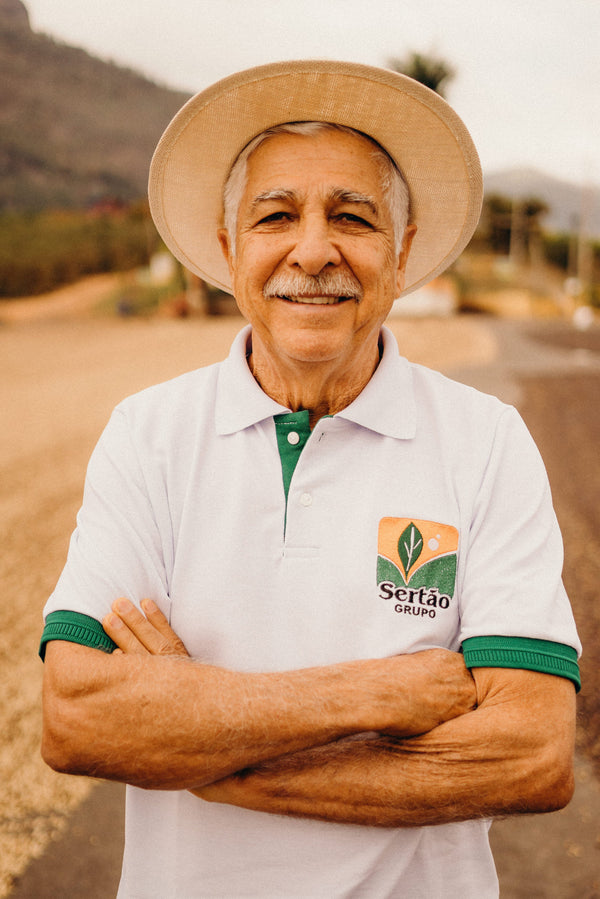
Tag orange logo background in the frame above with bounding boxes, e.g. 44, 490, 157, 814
378, 517, 459, 582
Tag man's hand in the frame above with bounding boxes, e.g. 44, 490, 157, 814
103, 599, 190, 658
378, 649, 475, 737
44, 602, 476, 795
103, 599, 476, 738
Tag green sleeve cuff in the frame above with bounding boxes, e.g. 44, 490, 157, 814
462, 636, 580, 692
39, 610, 117, 660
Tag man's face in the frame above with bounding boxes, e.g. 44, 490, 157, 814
219, 129, 414, 373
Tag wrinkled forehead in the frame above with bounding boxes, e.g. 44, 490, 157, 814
241, 127, 391, 203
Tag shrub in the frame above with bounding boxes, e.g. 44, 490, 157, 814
0, 202, 159, 297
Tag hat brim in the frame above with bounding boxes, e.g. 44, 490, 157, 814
148, 60, 482, 297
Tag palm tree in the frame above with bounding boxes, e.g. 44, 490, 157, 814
388, 52, 455, 98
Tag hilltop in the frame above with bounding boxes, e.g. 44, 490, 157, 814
0, 0, 190, 210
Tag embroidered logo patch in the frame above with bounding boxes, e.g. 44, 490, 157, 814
377, 518, 459, 618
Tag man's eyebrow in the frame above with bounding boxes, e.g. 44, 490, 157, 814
248, 189, 298, 214
329, 188, 379, 216
248, 188, 379, 217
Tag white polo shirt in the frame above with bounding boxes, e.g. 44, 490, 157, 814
42, 325, 580, 899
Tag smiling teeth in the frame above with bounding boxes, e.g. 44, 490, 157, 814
287, 296, 342, 305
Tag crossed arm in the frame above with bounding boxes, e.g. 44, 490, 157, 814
42, 599, 576, 828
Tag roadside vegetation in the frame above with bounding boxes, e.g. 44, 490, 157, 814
0, 203, 158, 297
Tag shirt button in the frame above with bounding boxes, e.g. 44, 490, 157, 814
287, 431, 300, 446
300, 492, 313, 507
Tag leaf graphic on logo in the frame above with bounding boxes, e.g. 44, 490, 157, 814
398, 523, 423, 578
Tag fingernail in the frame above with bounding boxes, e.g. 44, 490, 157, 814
141, 599, 157, 613
104, 613, 123, 629
114, 598, 131, 613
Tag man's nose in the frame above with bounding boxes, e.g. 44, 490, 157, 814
286, 216, 342, 275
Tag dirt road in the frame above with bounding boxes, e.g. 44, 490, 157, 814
1, 282, 599, 896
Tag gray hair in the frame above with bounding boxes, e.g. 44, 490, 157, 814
223, 122, 410, 256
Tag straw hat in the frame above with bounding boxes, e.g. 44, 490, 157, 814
149, 59, 482, 297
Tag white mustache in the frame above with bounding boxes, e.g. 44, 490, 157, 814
263, 271, 363, 301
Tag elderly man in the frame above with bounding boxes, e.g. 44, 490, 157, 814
40, 61, 580, 898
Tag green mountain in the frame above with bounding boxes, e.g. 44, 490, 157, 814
0, 0, 190, 210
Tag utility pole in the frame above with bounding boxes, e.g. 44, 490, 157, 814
509, 200, 526, 269
576, 184, 594, 302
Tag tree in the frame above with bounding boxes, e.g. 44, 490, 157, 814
483, 193, 549, 264
388, 52, 455, 97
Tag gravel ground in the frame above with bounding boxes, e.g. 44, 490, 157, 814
1, 282, 598, 896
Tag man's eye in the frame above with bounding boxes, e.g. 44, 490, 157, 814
336, 213, 372, 227
257, 211, 292, 224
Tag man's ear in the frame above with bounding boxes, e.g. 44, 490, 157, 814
395, 224, 417, 294
217, 228, 235, 277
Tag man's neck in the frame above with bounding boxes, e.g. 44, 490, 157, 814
247, 338, 382, 429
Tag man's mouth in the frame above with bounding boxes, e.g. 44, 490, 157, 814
283, 295, 351, 305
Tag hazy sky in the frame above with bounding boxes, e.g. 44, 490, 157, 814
24, 0, 600, 185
